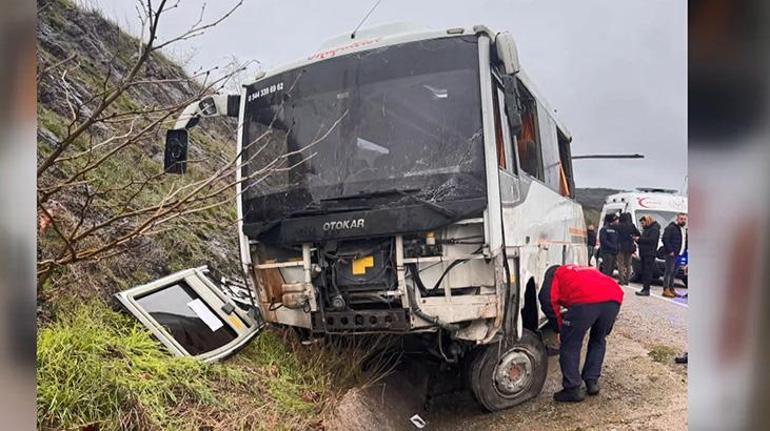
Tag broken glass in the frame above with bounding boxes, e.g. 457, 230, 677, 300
240, 36, 486, 229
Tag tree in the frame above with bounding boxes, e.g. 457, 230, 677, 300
37, 0, 343, 300
36, 0, 248, 291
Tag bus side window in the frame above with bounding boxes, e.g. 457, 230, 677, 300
557, 129, 575, 198
491, 82, 507, 170
497, 87, 517, 174
515, 84, 544, 181
492, 78, 517, 174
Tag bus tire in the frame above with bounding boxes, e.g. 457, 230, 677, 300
468, 329, 548, 412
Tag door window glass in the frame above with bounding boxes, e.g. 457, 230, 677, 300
135, 281, 238, 356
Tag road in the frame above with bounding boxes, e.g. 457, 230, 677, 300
328, 282, 688, 430
425, 281, 688, 430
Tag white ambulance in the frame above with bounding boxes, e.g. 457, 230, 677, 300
598, 188, 688, 284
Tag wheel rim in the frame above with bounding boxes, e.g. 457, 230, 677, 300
492, 348, 535, 397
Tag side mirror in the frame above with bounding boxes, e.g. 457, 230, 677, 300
495, 32, 521, 75
164, 129, 188, 174
501, 75, 523, 137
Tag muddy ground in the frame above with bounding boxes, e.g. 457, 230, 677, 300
328, 281, 688, 431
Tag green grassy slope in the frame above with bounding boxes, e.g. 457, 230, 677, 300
37, 0, 240, 306
38, 301, 369, 430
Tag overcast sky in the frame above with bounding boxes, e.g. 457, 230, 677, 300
93, 0, 687, 191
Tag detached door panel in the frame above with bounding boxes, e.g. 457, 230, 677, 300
115, 267, 263, 362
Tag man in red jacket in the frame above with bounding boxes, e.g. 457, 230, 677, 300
539, 264, 624, 402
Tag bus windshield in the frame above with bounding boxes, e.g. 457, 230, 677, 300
240, 36, 485, 228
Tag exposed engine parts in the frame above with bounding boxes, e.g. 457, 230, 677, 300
318, 239, 398, 310
251, 230, 491, 334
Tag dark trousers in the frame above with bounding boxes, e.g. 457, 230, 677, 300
663, 254, 679, 288
600, 252, 616, 276
640, 254, 655, 290
587, 246, 595, 266
617, 252, 632, 285
559, 302, 621, 390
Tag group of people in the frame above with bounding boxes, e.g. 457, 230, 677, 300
534, 213, 689, 403
585, 212, 687, 298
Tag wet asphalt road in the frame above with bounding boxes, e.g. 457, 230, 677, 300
424, 281, 688, 431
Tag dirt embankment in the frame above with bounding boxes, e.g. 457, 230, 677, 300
328, 285, 688, 431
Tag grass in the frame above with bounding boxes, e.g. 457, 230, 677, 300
37, 301, 379, 431
648, 344, 678, 364
37, 301, 219, 430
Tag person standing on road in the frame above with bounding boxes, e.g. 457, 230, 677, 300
661, 213, 688, 298
539, 264, 624, 402
586, 224, 597, 266
635, 215, 661, 296
616, 212, 640, 285
599, 214, 620, 276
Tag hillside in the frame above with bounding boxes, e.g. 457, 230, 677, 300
575, 187, 622, 227
37, 0, 241, 306
36, 1, 366, 430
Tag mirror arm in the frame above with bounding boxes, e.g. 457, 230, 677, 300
163, 94, 240, 175
173, 102, 201, 130
172, 94, 241, 130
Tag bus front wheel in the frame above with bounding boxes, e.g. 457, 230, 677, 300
467, 329, 548, 411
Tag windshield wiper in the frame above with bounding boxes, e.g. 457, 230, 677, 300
321, 188, 456, 219
286, 202, 371, 217
284, 202, 326, 217
320, 188, 420, 202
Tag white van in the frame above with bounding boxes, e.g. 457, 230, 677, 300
597, 188, 687, 284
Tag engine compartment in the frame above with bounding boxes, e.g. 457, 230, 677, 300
250, 219, 498, 336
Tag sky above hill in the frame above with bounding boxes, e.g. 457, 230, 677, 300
93, 0, 687, 192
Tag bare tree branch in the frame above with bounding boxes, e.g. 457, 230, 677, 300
36, 0, 260, 290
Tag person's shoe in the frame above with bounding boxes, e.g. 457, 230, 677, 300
674, 352, 688, 364
662, 288, 677, 298
554, 387, 585, 403
585, 380, 600, 396
635, 289, 650, 296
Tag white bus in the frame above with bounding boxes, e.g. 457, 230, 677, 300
158, 23, 587, 411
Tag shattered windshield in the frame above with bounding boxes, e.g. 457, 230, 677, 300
241, 36, 484, 226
